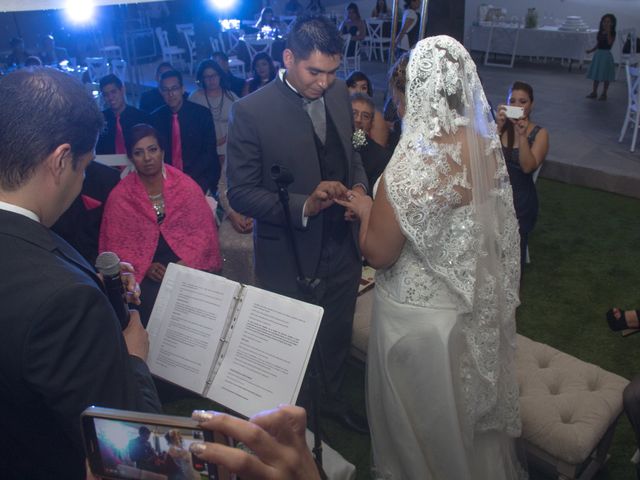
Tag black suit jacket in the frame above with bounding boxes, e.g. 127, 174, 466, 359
96, 105, 149, 155
151, 101, 219, 194
0, 210, 161, 479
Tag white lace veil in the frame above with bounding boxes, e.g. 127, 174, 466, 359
384, 36, 522, 440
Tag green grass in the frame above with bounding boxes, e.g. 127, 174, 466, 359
162, 178, 640, 479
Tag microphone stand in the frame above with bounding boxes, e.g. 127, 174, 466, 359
270, 165, 326, 474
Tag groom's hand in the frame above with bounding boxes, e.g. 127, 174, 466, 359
304, 181, 348, 217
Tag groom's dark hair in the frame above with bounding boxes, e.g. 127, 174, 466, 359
286, 15, 343, 60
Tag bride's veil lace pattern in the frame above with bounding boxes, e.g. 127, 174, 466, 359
383, 36, 522, 442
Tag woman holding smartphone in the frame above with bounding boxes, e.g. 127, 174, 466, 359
496, 81, 549, 269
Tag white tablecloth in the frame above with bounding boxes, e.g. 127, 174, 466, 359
466, 25, 607, 65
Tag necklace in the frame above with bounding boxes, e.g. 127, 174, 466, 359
204, 90, 225, 120
148, 192, 165, 223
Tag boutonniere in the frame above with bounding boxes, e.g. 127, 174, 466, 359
352, 129, 368, 150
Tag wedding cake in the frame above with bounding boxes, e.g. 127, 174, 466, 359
559, 16, 589, 32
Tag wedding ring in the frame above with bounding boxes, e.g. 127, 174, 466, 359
348, 194, 355, 200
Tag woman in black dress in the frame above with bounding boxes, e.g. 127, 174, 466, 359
496, 81, 549, 269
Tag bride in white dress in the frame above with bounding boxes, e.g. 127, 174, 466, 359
338, 36, 527, 479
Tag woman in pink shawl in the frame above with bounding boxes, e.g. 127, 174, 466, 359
100, 124, 221, 326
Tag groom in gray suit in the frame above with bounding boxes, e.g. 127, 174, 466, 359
227, 15, 368, 433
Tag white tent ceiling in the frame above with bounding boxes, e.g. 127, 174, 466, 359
1, 0, 167, 13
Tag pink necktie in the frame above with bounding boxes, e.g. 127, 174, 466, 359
171, 113, 183, 171
114, 114, 126, 154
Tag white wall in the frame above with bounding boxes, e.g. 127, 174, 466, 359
465, 0, 640, 32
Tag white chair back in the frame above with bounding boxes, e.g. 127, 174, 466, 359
178, 26, 197, 74
365, 19, 391, 62
619, 62, 640, 151
280, 15, 297, 28
210, 36, 223, 53
155, 27, 186, 69
225, 29, 244, 54
228, 57, 246, 78
341, 34, 360, 76
244, 35, 273, 63
85, 57, 109, 83
100, 46, 123, 61
618, 28, 638, 79
110, 59, 127, 83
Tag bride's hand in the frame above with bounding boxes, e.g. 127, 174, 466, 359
336, 189, 372, 221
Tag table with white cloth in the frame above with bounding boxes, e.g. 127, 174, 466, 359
466, 24, 601, 69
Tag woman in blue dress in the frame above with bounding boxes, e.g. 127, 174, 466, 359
496, 81, 549, 269
586, 13, 617, 101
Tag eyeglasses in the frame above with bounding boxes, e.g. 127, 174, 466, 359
160, 85, 182, 95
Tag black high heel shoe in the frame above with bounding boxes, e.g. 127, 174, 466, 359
606, 308, 640, 331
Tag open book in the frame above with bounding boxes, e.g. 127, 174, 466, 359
146, 263, 324, 418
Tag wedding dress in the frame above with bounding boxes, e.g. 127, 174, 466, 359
367, 36, 527, 479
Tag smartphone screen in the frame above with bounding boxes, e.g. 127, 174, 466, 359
83, 411, 219, 480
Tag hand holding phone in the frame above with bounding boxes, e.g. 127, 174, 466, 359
504, 105, 525, 120
82, 407, 228, 480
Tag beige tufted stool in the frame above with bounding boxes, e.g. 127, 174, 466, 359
516, 335, 629, 479
351, 292, 630, 480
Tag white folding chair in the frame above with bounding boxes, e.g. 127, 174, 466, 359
100, 46, 123, 62
280, 15, 297, 28
619, 63, 640, 152
155, 27, 186, 69
177, 25, 197, 75
365, 19, 391, 62
110, 59, 127, 83
618, 28, 638, 80
341, 34, 360, 76
85, 57, 109, 83
244, 35, 273, 63
225, 29, 244, 55
210, 36, 223, 54
229, 57, 246, 78
526, 165, 543, 264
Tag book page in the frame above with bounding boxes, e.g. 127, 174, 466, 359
208, 286, 323, 418
147, 264, 240, 393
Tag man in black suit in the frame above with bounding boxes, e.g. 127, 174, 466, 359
151, 70, 219, 194
227, 15, 368, 433
351, 93, 392, 189
139, 61, 173, 114
0, 67, 161, 479
96, 74, 149, 155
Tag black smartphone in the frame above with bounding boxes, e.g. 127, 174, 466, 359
82, 406, 228, 480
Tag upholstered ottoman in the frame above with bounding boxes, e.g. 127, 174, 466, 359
516, 335, 629, 479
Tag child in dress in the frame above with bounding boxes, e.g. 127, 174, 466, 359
586, 13, 617, 100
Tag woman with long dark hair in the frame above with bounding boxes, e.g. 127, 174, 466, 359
496, 81, 549, 268
189, 59, 238, 163
242, 52, 277, 96
585, 13, 617, 100
371, 0, 389, 18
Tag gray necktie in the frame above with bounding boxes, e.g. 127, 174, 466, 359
303, 98, 326, 144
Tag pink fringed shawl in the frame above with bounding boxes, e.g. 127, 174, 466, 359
99, 165, 221, 283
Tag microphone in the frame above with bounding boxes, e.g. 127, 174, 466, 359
95, 251, 130, 330
270, 164, 294, 187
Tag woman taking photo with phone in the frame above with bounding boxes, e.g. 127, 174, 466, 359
496, 81, 549, 269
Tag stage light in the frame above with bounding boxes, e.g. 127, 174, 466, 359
208, 0, 237, 12
64, 0, 95, 24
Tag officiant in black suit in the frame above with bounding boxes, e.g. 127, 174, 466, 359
227, 15, 369, 433
0, 67, 160, 479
